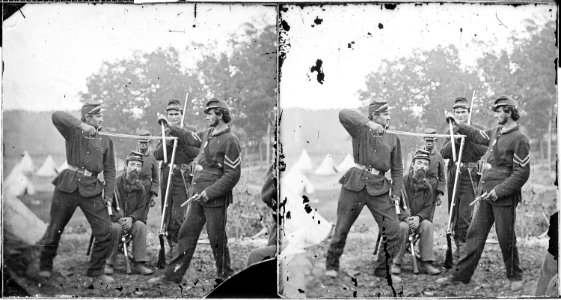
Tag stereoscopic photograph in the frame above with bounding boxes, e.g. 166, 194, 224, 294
2, 3, 277, 297
278, 3, 557, 298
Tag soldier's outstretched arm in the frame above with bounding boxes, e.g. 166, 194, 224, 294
169, 126, 204, 148
52, 111, 83, 139
457, 124, 492, 146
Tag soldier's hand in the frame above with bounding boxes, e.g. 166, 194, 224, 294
80, 122, 97, 137
436, 194, 444, 206
195, 191, 209, 203
157, 112, 170, 127
445, 111, 457, 125
120, 217, 133, 231
408, 216, 420, 230
366, 120, 385, 136
150, 195, 156, 207
487, 189, 498, 201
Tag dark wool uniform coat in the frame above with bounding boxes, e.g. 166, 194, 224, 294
401, 173, 434, 222
110, 175, 147, 224
338, 109, 403, 197
169, 125, 242, 207
457, 123, 530, 206
51, 111, 116, 197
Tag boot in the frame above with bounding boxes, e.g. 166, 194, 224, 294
453, 239, 461, 262
420, 261, 441, 275
167, 240, 177, 261
133, 262, 154, 275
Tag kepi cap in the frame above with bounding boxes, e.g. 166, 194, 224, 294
491, 95, 518, 111
368, 98, 390, 115
126, 151, 144, 165
136, 129, 151, 143
81, 100, 104, 117
166, 99, 183, 113
204, 97, 229, 114
412, 149, 431, 162
423, 128, 437, 141
452, 97, 469, 110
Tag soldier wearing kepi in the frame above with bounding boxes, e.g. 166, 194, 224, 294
105, 151, 153, 275
149, 97, 241, 284
437, 95, 530, 287
325, 99, 404, 284
393, 149, 440, 276
136, 129, 160, 222
422, 128, 446, 221
153, 100, 199, 259
38, 101, 116, 283
440, 97, 486, 261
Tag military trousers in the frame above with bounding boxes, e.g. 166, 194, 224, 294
394, 219, 435, 264
447, 167, 477, 242
39, 189, 113, 277
108, 220, 148, 264
326, 187, 402, 277
451, 199, 522, 283
163, 200, 233, 283
161, 167, 190, 244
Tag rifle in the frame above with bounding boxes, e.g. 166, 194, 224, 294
157, 138, 179, 268
86, 234, 95, 257
373, 232, 382, 256
409, 231, 419, 274
114, 187, 132, 274
444, 136, 466, 268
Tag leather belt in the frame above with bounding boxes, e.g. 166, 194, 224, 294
67, 165, 97, 177
353, 163, 384, 175
166, 163, 190, 170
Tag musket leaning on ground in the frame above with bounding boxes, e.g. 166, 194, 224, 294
157, 136, 179, 269
114, 187, 132, 274
400, 190, 419, 274
444, 135, 466, 269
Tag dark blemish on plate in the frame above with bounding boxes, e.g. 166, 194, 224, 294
310, 59, 325, 84
384, 4, 397, 10
281, 20, 291, 32
314, 17, 323, 25
378, 23, 384, 29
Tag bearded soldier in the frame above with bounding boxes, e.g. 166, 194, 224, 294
105, 151, 153, 275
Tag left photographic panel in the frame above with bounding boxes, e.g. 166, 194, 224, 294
2, 3, 278, 297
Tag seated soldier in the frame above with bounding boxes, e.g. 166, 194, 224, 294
104, 151, 154, 275
392, 149, 441, 275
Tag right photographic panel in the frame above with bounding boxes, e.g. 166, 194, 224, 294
278, 3, 558, 298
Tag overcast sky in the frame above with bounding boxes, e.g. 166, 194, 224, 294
279, 3, 556, 110
2, 3, 275, 111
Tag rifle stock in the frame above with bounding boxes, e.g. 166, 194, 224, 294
444, 136, 466, 269
157, 138, 178, 268
122, 234, 132, 274
410, 233, 419, 274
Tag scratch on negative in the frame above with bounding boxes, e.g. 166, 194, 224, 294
495, 12, 508, 29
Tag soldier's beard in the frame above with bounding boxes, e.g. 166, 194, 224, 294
126, 170, 139, 183
413, 168, 426, 181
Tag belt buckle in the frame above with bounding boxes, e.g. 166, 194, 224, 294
83, 169, 92, 176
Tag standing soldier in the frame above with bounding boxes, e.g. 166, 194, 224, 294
154, 100, 199, 259
437, 95, 530, 288
136, 129, 160, 222
325, 99, 404, 284
422, 128, 446, 221
149, 97, 241, 284
38, 101, 116, 283
440, 97, 486, 261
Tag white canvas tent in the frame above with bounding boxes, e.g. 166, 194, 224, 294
36, 156, 58, 177
337, 153, 355, 173
314, 154, 338, 175
3, 193, 46, 245
295, 149, 314, 172
57, 160, 69, 173
11, 151, 35, 175
280, 166, 332, 297
4, 170, 36, 197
